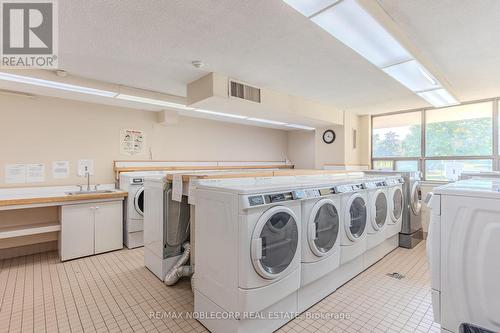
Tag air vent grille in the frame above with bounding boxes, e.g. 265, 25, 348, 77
230, 81, 261, 103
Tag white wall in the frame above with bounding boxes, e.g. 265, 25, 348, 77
286, 130, 315, 169
0, 94, 288, 187
315, 125, 345, 169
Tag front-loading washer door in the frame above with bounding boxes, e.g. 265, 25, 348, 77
251, 206, 299, 279
410, 181, 422, 215
308, 199, 339, 257
372, 190, 388, 230
344, 194, 367, 242
390, 187, 403, 222
134, 186, 145, 217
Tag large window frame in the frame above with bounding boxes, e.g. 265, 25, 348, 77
371, 97, 500, 181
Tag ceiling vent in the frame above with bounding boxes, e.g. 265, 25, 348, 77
230, 80, 261, 103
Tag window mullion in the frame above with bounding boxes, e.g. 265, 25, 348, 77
493, 98, 499, 171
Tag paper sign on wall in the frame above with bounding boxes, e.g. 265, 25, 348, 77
27, 164, 45, 183
120, 129, 145, 156
52, 161, 70, 179
5, 164, 27, 184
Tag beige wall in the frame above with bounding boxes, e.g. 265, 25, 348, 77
358, 115, 371, 166
0, 94, 289, 187
286, 131, 315, 169
314, 125, 345, 169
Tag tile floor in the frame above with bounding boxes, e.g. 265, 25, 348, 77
0, 241, 440, 333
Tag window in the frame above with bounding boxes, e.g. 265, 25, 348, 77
372, 99, 499, 181
426, 102, 492, 157
372, 112, 421, 158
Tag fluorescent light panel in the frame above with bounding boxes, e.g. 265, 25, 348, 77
283, 0, 338, 17
193, 109, 247, 119
382, 60, 440, 92
247, 118, 288, 126
115, 94, 193, 110
286, 124, 316, 130
0, 72, 117, 97
417, 89, 459, 108
310, 0, 412, 68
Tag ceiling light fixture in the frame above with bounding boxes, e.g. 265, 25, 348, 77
115, 94, 193, 110
417, 89, 459, 108
382, 60, 440, 92
193, 109, 248, 119
247, 118, 288, 126
309, 0, 412, 68
286, 124, 316, 130
282, 0, 339, 17
0, 72, 117, 97
283, 0, 460, 107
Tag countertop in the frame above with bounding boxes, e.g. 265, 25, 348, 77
0, 184, 128, 208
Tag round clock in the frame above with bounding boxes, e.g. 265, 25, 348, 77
323, 130, 336, 144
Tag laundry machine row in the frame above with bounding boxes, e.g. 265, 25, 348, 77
193, 174, 404, 333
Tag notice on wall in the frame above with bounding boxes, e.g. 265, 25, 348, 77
52, 161, 70, 179
5, 164, 27, 184
120, 129, 145, 156
172, 174, 183, 202
27, 163, 45, 183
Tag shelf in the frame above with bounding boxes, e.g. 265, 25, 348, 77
0, 222, 60, 239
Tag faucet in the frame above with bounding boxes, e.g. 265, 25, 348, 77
85, 171, 91, 191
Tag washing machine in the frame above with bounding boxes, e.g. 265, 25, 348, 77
365, 178, 389, 249
385, 176, 405, 240
427, 179, 500, 333
119, 171, 168, 248
339, 181, 369, 265
194, 180, 305, 333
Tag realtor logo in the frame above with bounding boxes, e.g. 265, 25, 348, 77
1, 0, 58, 68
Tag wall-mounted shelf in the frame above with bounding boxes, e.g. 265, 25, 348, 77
0, 222, 60, 240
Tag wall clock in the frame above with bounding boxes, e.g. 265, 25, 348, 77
322, 129, 336, 144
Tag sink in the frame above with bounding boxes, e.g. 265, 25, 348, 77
66, 190, 115, 196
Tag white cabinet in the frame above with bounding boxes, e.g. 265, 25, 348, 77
94, 201, 123, 254
60, 200, 123, 261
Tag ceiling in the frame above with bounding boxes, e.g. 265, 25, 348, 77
57, 0, 500, 115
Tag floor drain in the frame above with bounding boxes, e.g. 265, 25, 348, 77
386, 272, 405, 280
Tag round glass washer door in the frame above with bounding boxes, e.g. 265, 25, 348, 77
390, 187, 403, 222
344, 194, 367, 242
371, 190, 388, 230
411, 181, 422, 215
307, 199, 340, 257
134, 186, 145, 216
251, 206, 299, 279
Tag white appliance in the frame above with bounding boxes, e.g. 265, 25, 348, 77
194, 180, 305, 333
365, 178, 389, 249
143, 176, 191, 280
459, 171, 500, 180
119, 171, 167, 248
385, 177, 405, 240
427, 179, 500, 333
339, 181, 369, 265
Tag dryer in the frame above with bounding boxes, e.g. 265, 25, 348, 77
194, 180, 305, 333
427, 179, 500, 333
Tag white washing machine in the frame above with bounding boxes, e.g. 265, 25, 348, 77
385, 177, 404, 240
339, 181, 369, 265
194, 180, 305, 333
119, 171, 167, 248
427, 179, 500, 333
365, 178, 389, 250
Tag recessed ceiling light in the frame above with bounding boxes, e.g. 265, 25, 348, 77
193, 109, 247, 119
247, 118, 288, 126
115, 94, 193, 110
417, 89, 459, 108
0, 72, 117, 97
382, 60, 440, 92
310, 0, 412, 68
286, 124, 316, 130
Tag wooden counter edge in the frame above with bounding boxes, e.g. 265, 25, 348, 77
0, 191, 128, 207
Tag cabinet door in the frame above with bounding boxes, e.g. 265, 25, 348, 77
94, 201, 123, 254
61, 204, 95, 261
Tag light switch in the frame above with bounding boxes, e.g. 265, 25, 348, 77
78, 159, 94, 176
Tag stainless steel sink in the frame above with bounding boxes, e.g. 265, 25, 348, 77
65, 190, 115, 196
